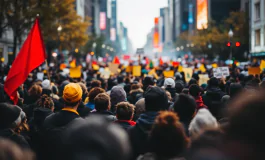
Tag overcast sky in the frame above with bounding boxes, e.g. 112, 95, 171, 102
118, 0, 167, 50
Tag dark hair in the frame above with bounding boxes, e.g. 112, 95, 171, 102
188, 78, 197, 87
229, 83, 243, 98
117, 76, 124, 84
131, 84, 141, 90
208, 77, 219, 87
182, 88, 189, 94
149, 111, 189, 158
91, 80, 102, 88
175, 82, 184, 94
94, 93, 110, 112
144, 86, 168, 112
173, 94, 196, 122
116, 102, 135, 120
37, 95, 54, 110
88, 87, 105, 103
189, 84, 202, 97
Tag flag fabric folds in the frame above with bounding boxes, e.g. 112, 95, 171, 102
4, 17, 46, 104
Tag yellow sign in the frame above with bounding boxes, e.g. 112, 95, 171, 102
199, 74, 209, 86
199, 65, 206, 73
212, 63, 218, 68
248, 67, 261, 75
183, 68, 193, 82
133, 66, 141, 77
70, 67, 82, 78
163, 70, 174, 78
126, 66, 132, 73
260, 60, 265, 71
148, 69, 159, 79
178, 65, 183, 72
92, 64, 100, 70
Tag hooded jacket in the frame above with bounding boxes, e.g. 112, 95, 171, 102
128, 111, 158, 159
194, 96, 208, 111
127, 88, 144, 105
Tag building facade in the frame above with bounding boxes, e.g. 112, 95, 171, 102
250, 0, 265, 57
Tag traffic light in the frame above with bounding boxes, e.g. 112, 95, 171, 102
226, 42, 231, 47
235, 42, 241, 47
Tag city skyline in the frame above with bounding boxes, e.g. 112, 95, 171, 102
118, 0, 168, 50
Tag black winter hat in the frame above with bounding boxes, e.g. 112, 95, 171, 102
144, 86, 168, 111
64, 115, 131, 160
0, 103, 21, 129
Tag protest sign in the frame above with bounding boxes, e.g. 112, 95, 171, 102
101, 69, 111, 79
163, 70, 174, 78
70, 67, 81, 78
126, 66, 132, 73
108, 63, 119, 74
183, 68, 193, 82
248, 67, 261, 75
199, 74, 209, 86
213, 67, 230, 78
148, 69, 159, 79
133, 66, 141, 77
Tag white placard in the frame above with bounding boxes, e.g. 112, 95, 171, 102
37, 72, 44, 80
213, 67, 230, 78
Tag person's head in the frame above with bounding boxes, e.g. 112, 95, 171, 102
182, 88, 189, 94
78, 82, 88, 101
188, 78, 198, 87
0, 139, 34, 160
189, 109, 218, 138
144, 86, 168, 112
94, 93, 111, 112
175, 82, 184, 94
164, 78, 175, 88
208, 77, 219, 88
91, 80, 102, 88
142, 76, 156, 91
224, 91, 265, 160
174, 94, 196, 122
0, 103, 23, 130
42, 79, 51, 90
135, 98, 145, 118
64, 116, 131, 160
131, 83, 141, 90
110, 86, 126, 107
28, 84, 42, 98
36, 95, 55, 111
117, 76, 124, 84
63, 83, 83, 108
52, 85, 59, 95
88, 87, 105, 103
165, 91, 172, 101
229, 83, 243, 98
189, 84, 202, 97
189, 129, 227, 160
116, 102, 135, 121
149, 111, 189, 158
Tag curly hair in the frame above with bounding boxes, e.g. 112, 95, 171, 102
36, 95, 54, 110
148, 111, 189, 158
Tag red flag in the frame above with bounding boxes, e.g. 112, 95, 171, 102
4, 17, 46, 104
113, 56, 120, 64
159, 57, 163, 66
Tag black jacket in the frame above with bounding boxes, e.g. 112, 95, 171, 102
93, 110, 117, 122
127, 88, 144, 105
40, 110, 84, 160
128, 112, 158, 159
202, 87, 226, 119
0, 128, 30, 149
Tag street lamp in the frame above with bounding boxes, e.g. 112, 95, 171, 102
228, 29, 233, 59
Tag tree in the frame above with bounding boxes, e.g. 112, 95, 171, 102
2, 0, 90, 64
176, 11, 249, 60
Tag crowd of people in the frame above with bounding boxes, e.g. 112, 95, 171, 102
0, 62, 265, 160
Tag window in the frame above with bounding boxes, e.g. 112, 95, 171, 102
255, 2, 261, 20
255, 29, 261, 46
